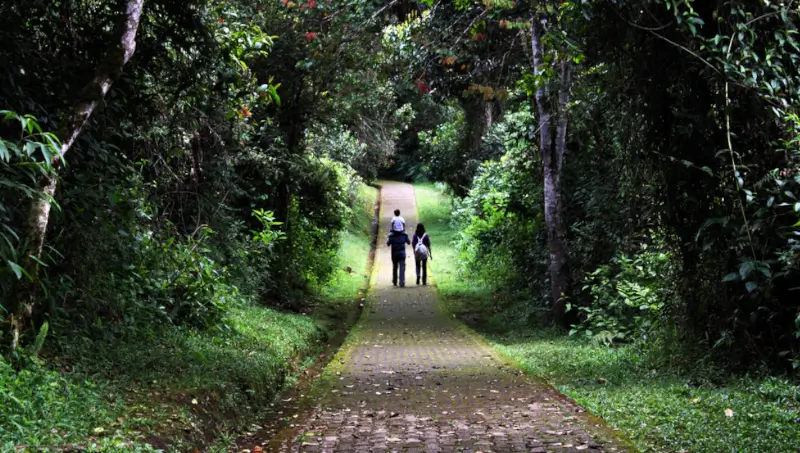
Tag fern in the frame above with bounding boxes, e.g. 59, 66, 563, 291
754, 170, 778, 189
29, 322, 48, 357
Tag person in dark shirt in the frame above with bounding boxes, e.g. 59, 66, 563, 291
386, 230, 411, 287
411, 223, 431, 285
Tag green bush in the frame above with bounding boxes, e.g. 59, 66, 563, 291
307, 122, 389, 182
451, 104, 546, 312
569, 244, 677, 345
68, 226, 247, 332
0, 112, 61, 295
418, 104, 467, 188
277, 155, 359, 299
453, 153, 540, 289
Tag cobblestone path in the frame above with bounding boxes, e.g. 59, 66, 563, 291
264, 182, 629, 453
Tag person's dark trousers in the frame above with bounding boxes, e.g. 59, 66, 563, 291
415, 258, 427, 285
392, 257, 406, 287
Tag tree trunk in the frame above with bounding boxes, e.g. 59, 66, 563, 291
7, 0, 145, 353
455, 96, 490, 196
530, 18, 571, 326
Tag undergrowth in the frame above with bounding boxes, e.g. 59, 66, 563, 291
1, 183, 378, 452
415, 182, 800, 453
1, 303, 325, 452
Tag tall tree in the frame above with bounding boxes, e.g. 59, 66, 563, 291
7, 0, 145, 352
530, 15, 571, 325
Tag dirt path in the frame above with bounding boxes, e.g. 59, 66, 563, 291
263, 182, 629, 453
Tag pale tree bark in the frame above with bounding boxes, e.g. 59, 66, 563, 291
530, 17, 571, 326
8, 0, 146, 352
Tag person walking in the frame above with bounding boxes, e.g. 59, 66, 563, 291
412, 223, 431, 285
386, 229, 410, 287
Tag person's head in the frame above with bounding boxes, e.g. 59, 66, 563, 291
394, 209, 400, 216
416, 223, 426, 235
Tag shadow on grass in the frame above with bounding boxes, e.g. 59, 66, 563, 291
51, 305, 325, 449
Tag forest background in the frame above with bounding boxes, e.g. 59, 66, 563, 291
1, 0, 799, 451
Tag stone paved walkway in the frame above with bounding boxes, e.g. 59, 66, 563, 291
264, 182, 628, 453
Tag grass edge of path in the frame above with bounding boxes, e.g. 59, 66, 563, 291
250, 182, 383, 452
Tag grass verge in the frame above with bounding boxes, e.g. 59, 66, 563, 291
413, 183, 490, 302
3, 305, 324, 453
2, 183, 380, 453
414, 182, 800, 453
491, 330, 800, 453
323, 184, 378, 302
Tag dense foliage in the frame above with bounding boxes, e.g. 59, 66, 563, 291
1, 0, 799, 449
400, 0, 800, 372
0, 0, 399, 343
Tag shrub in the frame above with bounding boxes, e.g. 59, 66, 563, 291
0, 112, 61, 296
418, 105, 467, 189
452, 104, 545, 302
569, 244, 678, 345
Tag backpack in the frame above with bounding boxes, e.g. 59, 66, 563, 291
414, 233, 429, 260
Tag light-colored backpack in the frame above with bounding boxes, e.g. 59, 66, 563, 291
414, 233, 429, 260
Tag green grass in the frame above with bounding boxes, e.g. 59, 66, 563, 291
491, 330, 800, 452
414, 183, 490, 302
0, 358, 146, 452
323, 184, 378, 301
413, 182, 800, 453
3, 183, 380, 453
3, 305, 326, 452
